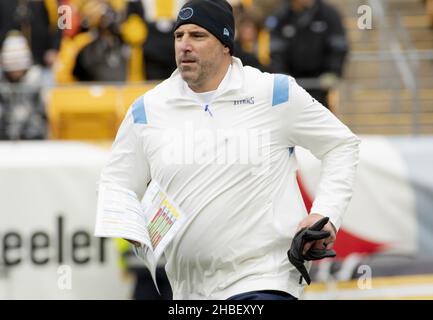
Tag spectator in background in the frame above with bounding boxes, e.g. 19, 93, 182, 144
0, 0, 61, 85
268, 0, 348, 110
233, 6, 269, 71
229, 0, 281, 18
73, 1, 129, 81
0, 31, 47, 140
55, 0, 148, 83
126, 0, 187, 80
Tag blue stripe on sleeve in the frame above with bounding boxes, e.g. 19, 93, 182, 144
272, 74, 289, 106
131, 97, 147, 124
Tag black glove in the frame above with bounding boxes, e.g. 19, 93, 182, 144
287, 217, 337, 285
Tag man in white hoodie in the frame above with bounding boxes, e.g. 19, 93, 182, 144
97, 0, 360, 300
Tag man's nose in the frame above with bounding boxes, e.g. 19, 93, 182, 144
178, 37, 193, 52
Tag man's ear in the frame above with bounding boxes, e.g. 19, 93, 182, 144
223, 46, 230, 54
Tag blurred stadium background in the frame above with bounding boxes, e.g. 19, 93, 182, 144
0, 0, 433, 299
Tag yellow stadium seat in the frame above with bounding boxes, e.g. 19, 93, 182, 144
47, 85, 119, 140
116, 83, 158, 122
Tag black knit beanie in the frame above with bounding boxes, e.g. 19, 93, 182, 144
174, 0, 235, 55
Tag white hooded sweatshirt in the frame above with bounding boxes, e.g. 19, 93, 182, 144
97, 57, 360, 299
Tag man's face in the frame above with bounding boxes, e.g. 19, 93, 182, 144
5, 70, 27, 82
174, 24, 229, 91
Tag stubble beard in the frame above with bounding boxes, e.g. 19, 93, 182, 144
181, 60, 213, 91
